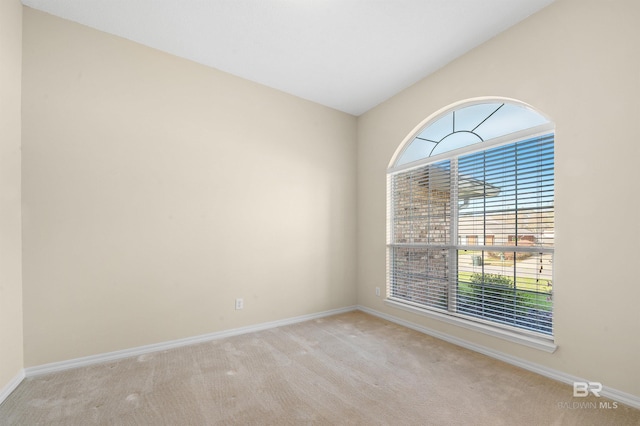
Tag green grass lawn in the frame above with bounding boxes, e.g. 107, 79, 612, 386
458, 270, 552, 292
457, 271, 552, 311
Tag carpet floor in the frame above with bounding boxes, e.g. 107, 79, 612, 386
1, 311, 638, 425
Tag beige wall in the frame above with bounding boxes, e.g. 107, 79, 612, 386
0, 0, 24, 391
14, 0, 640, 401
21, 8, 357, 366
357, 0, 640, 397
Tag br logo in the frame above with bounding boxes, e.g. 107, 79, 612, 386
573, 382, 602, 397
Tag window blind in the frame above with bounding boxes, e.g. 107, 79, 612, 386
388, 160, 451, 310
388, 134, 554, 336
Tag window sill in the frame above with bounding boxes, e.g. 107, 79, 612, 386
384, 298, 557, 353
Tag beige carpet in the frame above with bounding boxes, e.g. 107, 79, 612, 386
1, 311, 638, 425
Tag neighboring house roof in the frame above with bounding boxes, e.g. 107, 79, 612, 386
418, 164, 501, 200
458, 217, 546, 237
459, 174, 500, 200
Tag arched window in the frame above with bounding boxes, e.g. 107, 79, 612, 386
387, 99, 554, 340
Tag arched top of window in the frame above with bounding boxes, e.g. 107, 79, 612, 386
393, 100, 552, 169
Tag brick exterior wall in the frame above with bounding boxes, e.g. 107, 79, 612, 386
390, 169, 451, 309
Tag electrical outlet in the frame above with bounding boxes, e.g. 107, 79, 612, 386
375, 287, 380, 297
235, 298, 243, 310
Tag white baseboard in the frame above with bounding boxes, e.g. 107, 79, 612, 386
0, 369, 25, 407
19, 304, 640, 411
356, 304, 640, 410
25, 305, 357, 377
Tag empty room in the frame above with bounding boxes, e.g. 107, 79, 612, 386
1, 0, 639, 424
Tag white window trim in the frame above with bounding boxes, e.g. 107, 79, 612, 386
388, 123, 555, 174
384, 298, 557, 353
387, 106, 555, 351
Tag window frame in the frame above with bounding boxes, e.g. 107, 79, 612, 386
386, 103, 556, 352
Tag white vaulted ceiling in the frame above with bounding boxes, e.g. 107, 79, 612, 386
21, 0, 555, 116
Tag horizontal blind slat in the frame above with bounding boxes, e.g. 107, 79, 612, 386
389, 133, 554, 336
